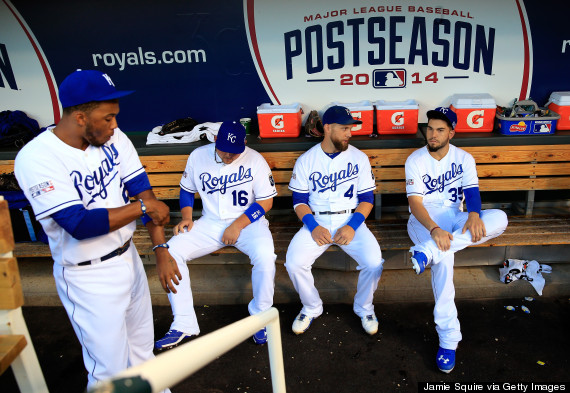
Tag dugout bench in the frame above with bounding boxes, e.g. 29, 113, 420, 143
2, 132, 570, 261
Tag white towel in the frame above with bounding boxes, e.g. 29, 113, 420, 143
499, 259, 552, 296
146, 122, 222, 145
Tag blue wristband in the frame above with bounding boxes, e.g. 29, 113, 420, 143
302, 213, 319, 233
347, 212, 365, 231
244, 202, 266, 223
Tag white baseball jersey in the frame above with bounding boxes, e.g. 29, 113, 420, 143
289, 144, 375, 212
14, 126, 144, 265
180, 144, 277, 220
405, 144, 478, 211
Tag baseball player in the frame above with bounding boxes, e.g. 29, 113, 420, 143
285, 105, 384, 336
155, 121, 278, 349
405, 107, 508, 373
14, 70, 172, 391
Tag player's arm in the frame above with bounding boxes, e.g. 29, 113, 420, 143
408, 195, 453, 251
222, 198, 273, 245
293, 193, 333, 246
461, 187, 486, 242
48, 188, 168, 240
333, 192, 374, 245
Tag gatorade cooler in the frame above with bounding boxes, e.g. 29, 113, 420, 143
546, 92, 570, 130
330, 100, 374, 135
257, 103, 302, 138
374, 99, 419, 134
450, 93, 496, 132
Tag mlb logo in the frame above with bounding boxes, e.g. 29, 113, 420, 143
533, 122, 552, 134
373, 69, 406, 88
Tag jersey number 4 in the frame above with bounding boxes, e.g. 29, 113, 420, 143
344, 185, 354, 199
232, 190, 248, 206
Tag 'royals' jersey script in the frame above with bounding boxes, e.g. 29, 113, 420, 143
180, 144, 277, 220
289, 144, 375, 212
14, 127, 144, 265
405, 144, 479, 209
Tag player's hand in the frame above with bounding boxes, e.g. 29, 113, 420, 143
333, 225, 355, 245
311, 226, 333, 246
155, 248, 182, 294
222, 222, 242, 245
144, 199, 170, 226
173, 218, 194, 235
431, 227, 453, 251
462, 212, 486, 243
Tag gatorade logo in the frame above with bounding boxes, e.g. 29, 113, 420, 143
351, 111, 362, 131
391, 111, 405, 126
467, 110, 485, 128
271, 115, 284, 129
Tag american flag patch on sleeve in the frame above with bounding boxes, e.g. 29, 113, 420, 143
30, 180, 55, 198
406, 179, 414, 186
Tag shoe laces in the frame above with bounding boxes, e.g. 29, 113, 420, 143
365, 315, 376, 322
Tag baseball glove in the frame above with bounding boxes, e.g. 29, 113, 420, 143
304, 110, 324, 138
159, 117, 199, 136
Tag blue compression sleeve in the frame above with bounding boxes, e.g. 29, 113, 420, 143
464, 187, 482, 214
124, 172, 152, 196
357, 191, 374, 205
292, 191, 309, 206
180, 189, 195, 209
51, 205, 110, 240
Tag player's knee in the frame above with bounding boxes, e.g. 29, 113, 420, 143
484, 209, 508, 232
359, 254, 384, 270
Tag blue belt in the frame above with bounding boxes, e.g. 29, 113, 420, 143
78, 239, 131, 266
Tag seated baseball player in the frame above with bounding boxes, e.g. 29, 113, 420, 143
14, 70, 171, 391
285, 105, 384, 336
155, 121, 278, 350
405, 107, 508, 373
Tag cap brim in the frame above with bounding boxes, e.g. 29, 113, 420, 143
97, 90, 135, 101
338, 119, 363, 125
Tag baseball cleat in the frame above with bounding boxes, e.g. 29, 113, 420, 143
411, 250, 429, 274
436, 346, 456, 373
292, 313, 315, 335
252, 328, 267, 344
155, 329, 195, 351
361, 314, 379, 335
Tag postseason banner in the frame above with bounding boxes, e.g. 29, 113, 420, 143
1, 0, 569, 131
419, 382, 568, 392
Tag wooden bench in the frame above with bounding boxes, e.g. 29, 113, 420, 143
3, 143, 570, 260
0, 198, 48, 392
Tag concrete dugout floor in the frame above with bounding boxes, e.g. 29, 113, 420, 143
1, 297, 569, 393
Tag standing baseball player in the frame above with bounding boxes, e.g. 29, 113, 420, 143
14, 70, 172, 391
405, 107, 508, 373
155, 121, 278, 349
285, 105, 384, 335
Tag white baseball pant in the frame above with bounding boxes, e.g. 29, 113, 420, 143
285, 213, 384, 318
54, 241, 169, 392
166, 216, 276, 334
407, 208, 508, 349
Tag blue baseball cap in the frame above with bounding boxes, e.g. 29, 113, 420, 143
215, 121, 246, 154
59, 69, 134, 108
322, 105, 362, 126
427, 107, 457, 129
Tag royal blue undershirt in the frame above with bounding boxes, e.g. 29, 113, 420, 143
180, 188, 195, 209
464, 187, 482, 214
51, 172, 152, 240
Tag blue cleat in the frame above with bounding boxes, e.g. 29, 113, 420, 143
253, 328, 267, 344
436, 346, 456, 373
411, 251, 429, 275
155, 329, 195, 351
